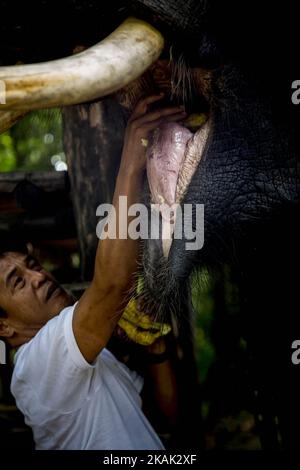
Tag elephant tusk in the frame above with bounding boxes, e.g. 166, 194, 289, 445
0, 110, 27, 134
0, 17, 164, 110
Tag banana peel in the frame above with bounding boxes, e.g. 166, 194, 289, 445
183, 113, 207, 132
118, 298, 171, 346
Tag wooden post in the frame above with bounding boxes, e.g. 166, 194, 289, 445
62, 99, 127, 280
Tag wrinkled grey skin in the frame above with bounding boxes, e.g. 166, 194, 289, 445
143, 65, 300, 302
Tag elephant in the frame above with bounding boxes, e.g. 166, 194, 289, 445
1, 0, 300, 449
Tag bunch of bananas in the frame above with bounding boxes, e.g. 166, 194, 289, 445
118, 298, 171, 346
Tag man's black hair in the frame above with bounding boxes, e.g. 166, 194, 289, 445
0, 237, 28, 259
0, 236, 29, 319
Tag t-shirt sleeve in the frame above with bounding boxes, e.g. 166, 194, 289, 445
11, 304, 99, 415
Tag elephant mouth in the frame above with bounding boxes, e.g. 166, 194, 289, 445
118, 57, 212, 258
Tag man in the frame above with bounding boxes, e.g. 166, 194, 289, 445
0, 95, 186, 450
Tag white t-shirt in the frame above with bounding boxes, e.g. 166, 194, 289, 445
10, 304, 164, 450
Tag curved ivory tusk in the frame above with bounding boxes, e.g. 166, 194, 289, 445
0, 17, 164, 110
0, 110, 27, 133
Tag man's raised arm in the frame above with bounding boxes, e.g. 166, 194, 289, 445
72, 95, 186, 363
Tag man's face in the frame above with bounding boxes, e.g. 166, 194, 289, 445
0, 251, 73, 346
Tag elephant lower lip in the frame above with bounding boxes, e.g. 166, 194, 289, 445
176, 117, 210, 201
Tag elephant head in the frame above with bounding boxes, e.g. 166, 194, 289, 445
115, 2, 300, 326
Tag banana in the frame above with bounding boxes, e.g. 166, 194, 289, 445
183, 113, 207, 132
118, 298, 171, 346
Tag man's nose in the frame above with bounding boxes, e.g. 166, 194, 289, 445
27, 269, 47, 288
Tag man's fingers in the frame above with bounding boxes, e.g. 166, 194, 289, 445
133, 107, 185, 127
141, 106, 185, 123
164, 112, 188, 123
129, 94, 164, 120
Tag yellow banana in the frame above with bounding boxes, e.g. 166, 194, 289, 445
118, 298, 171, 346
183, 113, 207, 132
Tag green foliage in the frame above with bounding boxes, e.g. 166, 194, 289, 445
0, 133, 16, 171
191, 269, 216, 383
0, 109, 64, 172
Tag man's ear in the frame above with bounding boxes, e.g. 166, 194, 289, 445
0, 319, 14, 338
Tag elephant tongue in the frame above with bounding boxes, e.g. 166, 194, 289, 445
146, 122, 193, 208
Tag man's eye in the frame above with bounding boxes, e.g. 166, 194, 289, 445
29, 261, 41, 271
15, 276, 23, 287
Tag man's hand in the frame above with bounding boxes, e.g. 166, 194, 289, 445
146, 337, 167, 355
120, 94, 186, 174
142, 335, 179, 430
